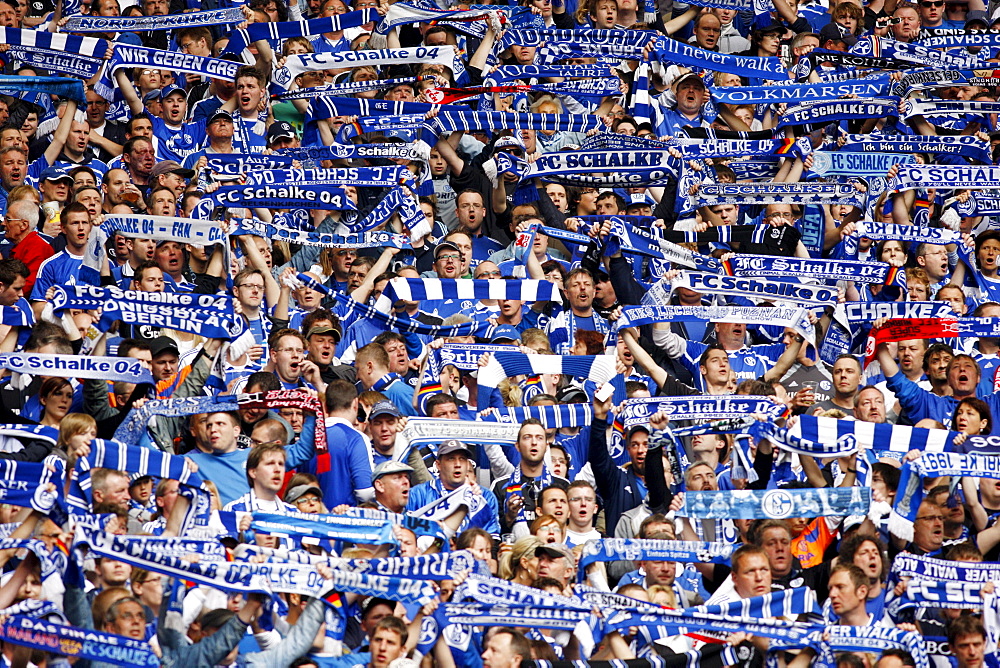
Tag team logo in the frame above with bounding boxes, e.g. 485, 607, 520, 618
761, 489, 795, 519
273, 67, 292, 87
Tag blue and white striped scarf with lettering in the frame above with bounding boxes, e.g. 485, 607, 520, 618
0, 29, 108, 80
223, 10, 377, 55
64, 7, 243, 31
95, 45, 240, 101
477, 352, 616, 410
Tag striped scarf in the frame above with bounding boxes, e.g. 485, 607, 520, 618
95, 44, 240, 101
223, 10, 377, 55
64, 6, 243, 31
0, 29, 108, 79
478, 352, 615, 410
683, 487, 871, 520
374, 277, 559, 313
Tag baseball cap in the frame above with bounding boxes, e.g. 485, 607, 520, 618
368, 400, 402, 421
490, 324, 520, 343
208, 109, 234, 124
158, 84, 186, 100
149, 160, 195, 181
434, 240, 461, 260
535, 543, 574, 560
267, 121, 297, 145
283, 484, 324, 504
142, 90, 161, 105
819, 22, 857, 47
40, 166, 73, 184
494, 134, 525, 150
673, 72, 706, 89
626, 193, 655, 209
437, 439, 473, 459
306, 324, 342, 342
372, 460, 414, 481
129, 473, 153, 485
149, 335, 180, 358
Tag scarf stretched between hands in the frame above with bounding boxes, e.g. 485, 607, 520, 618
374, 277, 559, 313
957, 193, 1000, 217
776, 98, 900, 129
712, 77, 890, 104
791, 414, 958, 457
723, 254, 898, 286
902, 99, 1000, 119
840, 133, 992, 163
477, 352, 616, 409
888, 164, 1000, 192
403, 418, 518, 455
458, 573, 589, 610
521, 149, 680, 187
95, 45, 239, 101
193, 182, 355, 218
692, 182, 864, 207
892, 551, 1000, 584
243, 166, 410, 187
223, 9, 377, 55
669, 271, 838, 306
50, 285, 243, 340
0, 75, 86, 106
612, 395, 787, 428
892, 452, 1000, 541
251, 510, 396, 544
236, 220, 411, 249
273, 47, 457, 91
651, 35, 788, 80
577, 538, 735, 580
865, 318, 1000, 365
770, 627, 929, 668
607, 219, 721, 272
889, 580, 983, 615
479, 404, 594, 428
273, 76, 425, 101
321, 288, 495, 338
852, 221, 960, 246
103, 214, 227, 247
0, 29, 108, 80
492, 64, 616, 82
428, 79, 620, 104
64, 6, 242, 31
199, 153, 294, 175
615, 304, 814, 345
668, 136, 812, 159
0, 353, 153, 384
422, 109, 604, 136
277, 143, 427, 165
683, 486, 870, 519
0, 457, 63, 516
0, 615, 158, 667
751, 419, 860, 458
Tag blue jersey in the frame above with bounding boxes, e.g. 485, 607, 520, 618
30, 251, 98, 301
308, 419, 373, 508
681, 341, 784, 392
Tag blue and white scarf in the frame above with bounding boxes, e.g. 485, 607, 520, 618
375, 277, 559, 313
651, 36, 788, 80
0, 353, 153, 384
614, 395, 787, 424
113, 395, 239, 446
194, 183, 355, 217
0, 29, 108, 80
273, 47, 458, 90
244, 166, 410, 187
609, 220, 721, 272
669, 272, 838, 306
889, 164, 1000, 192
103, 214, 228, 247
712, 77, 890, 104
64, 6, 243, 31
776, 99, 900, 129
577, 538, 735, 579
278, 142, 427, 164
840, 133, 992, 164
810, 151, 912, 177
332, 291, 494, 338
95, 45, 240, 101
669, 136, 813, 159
523, 150, 680, 187
892, 452, 1000, 541
479, 404, 593, 429
724, 254, 897, 286
791, 414, 958, 455
683, 487, 870, 520
223, 10, 377, 55
891, 551, 1000, 583
492, 64, 615, 82
693, 183, 863, 207
423, 109, 604, 136
477, 352, 617, 409
0, 615, 158, 667
274, 76, 424, 101
251, 510, 395, 544
615, 304, 813, 345
0, 457, 63, 516
200, 153, 295, 176
851, 221, 960, 246
0, 75, 87, 106
51, 285, 243, 340
334, 550, 487, 579
752, 419, 860, 458
690, 588, 821, 618
350, 186, 426, 233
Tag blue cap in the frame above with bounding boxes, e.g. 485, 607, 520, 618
627, 193, 655, 208
142, 89, 160, 104
368, 400, 402, 421
158, 84, 186, 100
490, 324, 520, 343
40, 166, 73, 184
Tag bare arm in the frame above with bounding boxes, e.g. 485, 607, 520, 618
43, 99, 79, 165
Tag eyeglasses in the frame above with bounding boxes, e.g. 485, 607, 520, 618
274, 347, 304, 355
237, 283, 264, 291
295, 495, 321, 504
437, 254, 460, 261
915, 514, 945, 522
